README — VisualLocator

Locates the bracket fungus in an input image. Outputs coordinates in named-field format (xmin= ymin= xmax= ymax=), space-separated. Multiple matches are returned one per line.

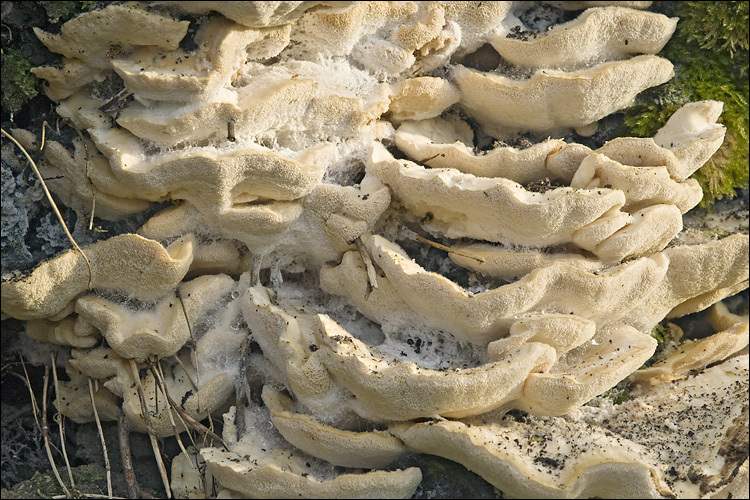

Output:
xmin=199 ymin=405 xmax=422 ymax=499
xmin=453 ymin=55 xmax=675 ymax=135
xmin=262 ymin=386 xmax=409 ymax=470
xmin=2 ymin=1 xmax=748 ymax=499
xmin=488 ymin=7 xmax=677 ymax=71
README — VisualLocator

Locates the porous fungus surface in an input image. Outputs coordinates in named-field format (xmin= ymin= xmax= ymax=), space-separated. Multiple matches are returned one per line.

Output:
xmin=1 ymin=2 xmax=748 ymax=498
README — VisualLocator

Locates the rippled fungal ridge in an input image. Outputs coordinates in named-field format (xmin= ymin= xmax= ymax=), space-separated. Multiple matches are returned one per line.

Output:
xmin=2 ymin=1 xmax=748 ymax=498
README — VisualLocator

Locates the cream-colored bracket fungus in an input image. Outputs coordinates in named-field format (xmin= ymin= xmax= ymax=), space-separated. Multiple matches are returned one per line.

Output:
xmin=3 ymin=2 xmax=747 ymax=499
xmin=453 ymin=55 xmax=674 ymax=135
xmin=1 ymin=234 xmax=194 ymax=320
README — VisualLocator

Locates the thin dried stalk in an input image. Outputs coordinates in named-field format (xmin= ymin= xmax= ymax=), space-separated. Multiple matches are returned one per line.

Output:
xmin=400 ymin=227 xmax=486 ymax=263
xmin=18 ymin=357 xmax=42 ymax=430
xmin=90 ymin=196 xmax=96 ymax=231
xmin=356 ymin=237 xmax=378 ymax=296
xmin=40 ymin=363 xmax=72 ymax=498
xmin=88 ymin=378 xmax=112 ymax=498
xmin=175 ymin=291 xmax=199 ymax=387
xmin=148 ymin=360 xmax=196 ymax=466
xmin=128 ymin=360 xmax=172 ymax=499
xmin=1 ymin=128 xmax=93 ymax=288
xmin=58 ymin=118 xmax=96 ymax=230
xmin=40 ymin=120 xmax=56 ymax=151
xmin=146 ymin=362 xmax=228 ymax=449
xmin=250 ymin=253 xmax=263 ymax=286
xmin=170 ymin=303 xmax=216 ymax=451
xmin=234 ymin=338 xmax=252 ymax=438
xmin=20 ymin=357 xmax=69 ymax=495
xmin=50 ymin=352 xmax=76 ymax=490
xmin=50 ymin=495 xmax=128 ymax=499
xmin=168 ymin=405 xmax=227 ymax=449
xmin=168 ymin=355 xmax=217 ymax=449
xmin=171 ymin=355 xmax=199 ymax=392
xmin=204 ymin=401 xmax=217 ymax=449
xmin=414 ymin=234 xmax=486 ymax=263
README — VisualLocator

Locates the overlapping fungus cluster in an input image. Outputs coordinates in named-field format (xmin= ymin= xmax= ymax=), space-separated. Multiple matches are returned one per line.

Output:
xmin=1 ymin=2 xmax=748 ymax=498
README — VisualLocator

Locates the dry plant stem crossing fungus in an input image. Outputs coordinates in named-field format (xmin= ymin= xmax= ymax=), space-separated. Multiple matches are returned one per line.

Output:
xmin=1 ymin=1 xmax=748 ymax=499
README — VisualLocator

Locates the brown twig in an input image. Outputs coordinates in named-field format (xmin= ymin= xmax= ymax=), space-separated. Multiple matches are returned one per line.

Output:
xmin=17 ymin=357 xmax=41 ymax=430
xmin=1 ymin=128 xmax=93 ymax=289
xmin=117 ymin=412 xmax=142 ymax=499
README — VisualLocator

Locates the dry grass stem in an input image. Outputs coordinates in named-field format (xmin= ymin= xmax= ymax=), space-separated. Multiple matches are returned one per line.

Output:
xmin=204 ymin=404 xmax=217 ymax=448
xmin=40 ymin=120 xmax=56 ymax=151
xmin=148 ymin=361 xmax=197 ymax=468
xmin=50 ymin=352 xmax=76 ymax=490
xmin=175 ymin=292 xmax=200 ymax=387
xmin=356 ymin=237 xmax=379 ymax=294
xmin=87 ymin=378 xmax=113 ymax=498
xmin=1 ymin=128 xmax=93 ymax=289
xmin=171 ymin=355 xmax=199 ymax=392
xmin=19 ymin=357 xmax=42 ymax=442
xmin=234 ymin=338 xmax=251 ymax=438
xmin=250 ymin=253 xmax=263 ymax=286
xmin=58 ymin=118 xmax=96 ymax=230
xmin=41 ymin=363 xmax=72 ymax=498
xmin=414 ymin=234 xmax=486 ymax=263
xmin=146 ymin=359 xmax=228 ymax=449
xmin=168 ymin=407 xmax=227 ymax=449
xmin=50 ymin=495 xmax=128 ymax=499
xmin=20 ymin=356 xmax=70 ymax=496
xmin=128 ymin=360 xmax=172 ymax=499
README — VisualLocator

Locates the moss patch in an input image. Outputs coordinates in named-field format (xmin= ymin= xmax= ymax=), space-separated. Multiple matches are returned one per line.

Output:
xmin=624 ymin=1 xmax=749 ymax=206
xmin=0 ymin=464 xmax=128 ymax=499
xmin=38 ymin=2 xmax=98 ymax=24
xmin=1 ymin=50 xmax=39 ymax=114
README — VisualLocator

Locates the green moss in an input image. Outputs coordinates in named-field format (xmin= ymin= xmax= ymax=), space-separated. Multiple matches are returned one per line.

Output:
xmin=7 ymin=464 xmax=122 ymax=499
xmin=637 ymin=322 xmax=679 ymax=370
xmin=73 ymin=467 xmax=104 ymax=485
xmin=650 ymin=323 xmax=671 ymax=345
xmin=703 ymin=227 xmax=734 ymax=240
xmin=28 ymin=471 xmax=59 ymax=499
xmin=681 ymin=1 xmax=749 ymax=75
xmin=39 ymin=1 xmax=98 ymax=23
xmin=1 ymin=49 xmax=39 ymax=113
xmin=623 ymin=1 xmax=749 ymax=206
xmin=595 ymin=385 xmax=634 ymax=405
